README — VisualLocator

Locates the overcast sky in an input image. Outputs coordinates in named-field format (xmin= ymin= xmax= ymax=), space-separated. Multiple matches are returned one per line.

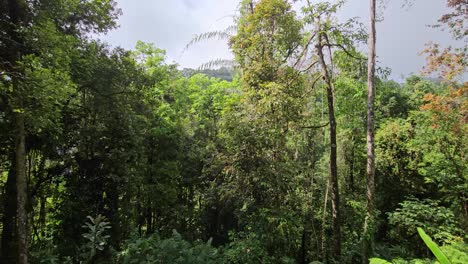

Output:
xmin=100 ymin=0 xmax=459 ymax=81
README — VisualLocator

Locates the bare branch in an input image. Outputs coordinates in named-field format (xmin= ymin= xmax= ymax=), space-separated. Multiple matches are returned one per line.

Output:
xmin=300 ymin=60 xmax=319 ymax=72
xmin=293 ymin=32 xmax=317 ymax=68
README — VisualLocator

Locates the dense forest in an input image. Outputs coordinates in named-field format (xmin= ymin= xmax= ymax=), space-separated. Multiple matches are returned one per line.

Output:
xmin=0 ymin=0 xmax=466 ymax=263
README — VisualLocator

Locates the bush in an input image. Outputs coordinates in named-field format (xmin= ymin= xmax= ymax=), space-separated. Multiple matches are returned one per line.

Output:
xmin=388 ymin=198 xmax=463 ymax=245
xmin=370 ymin=228 xmax=467 ymax=264
xmin=222 ymin=232 xmax=295 ymax=264
xmin=117 ymin=230 xmax=221 ymax=264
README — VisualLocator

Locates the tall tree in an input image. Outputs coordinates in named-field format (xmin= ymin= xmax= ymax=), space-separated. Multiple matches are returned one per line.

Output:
xmin=303 ymin=1 xmax=361 ymax=258
xmin=1 ymin=0 xmax=29 ymax=262
xmin=0 ymin=0 xmax=121 ymax=261
xmin=363 ymin=0 xmax=377 ymax=263
xmin=229 ymin=0 xmax=307 ymax=258
xmin=302 ymin=1 xmax=366 ymax=260
xmin=315 ymin=25 xmax=342 ymax=259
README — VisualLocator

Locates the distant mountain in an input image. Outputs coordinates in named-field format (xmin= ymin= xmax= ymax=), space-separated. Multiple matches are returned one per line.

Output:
xmin=181 ymin=67 xmax=234 ymax=81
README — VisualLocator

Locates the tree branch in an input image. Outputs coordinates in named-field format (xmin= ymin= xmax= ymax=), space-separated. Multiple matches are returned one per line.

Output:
xmin=301 ymin=121 xmax=330 ymax=129
xmin=301 ymin=60 xmax=319 ymax=72
xmin=324 ymin=43 xmax=366 ymax=61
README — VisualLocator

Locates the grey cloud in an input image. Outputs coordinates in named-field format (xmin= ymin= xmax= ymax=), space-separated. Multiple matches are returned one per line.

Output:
xmin=183 ymin=0 xmax=197 ymax=9
xmin=102 ymin=0 xmax=462 ymax=81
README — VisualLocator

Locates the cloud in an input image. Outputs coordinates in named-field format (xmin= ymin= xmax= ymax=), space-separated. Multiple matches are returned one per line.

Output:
xmin=101 ymin=0 xmax=461 ymax=80
xmin=182 ymin=0 xmax=197 ymax=9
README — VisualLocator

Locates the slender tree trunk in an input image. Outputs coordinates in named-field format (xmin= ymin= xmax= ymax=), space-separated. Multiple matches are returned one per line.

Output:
xmin=321 ymin=177 xmax=330 ymax=260
xmin=1 ymin=166 xmax=17 ymax=264
xmin=363 ymin=0 xmax=376 ymax=263
xmin=107 ymin=185 xmax=121 ymax=249
xmin=39 ymin=194 xmax=46 ymax=238
xmin=14 ymin=99 xmax=28 ymax=264
xmin=316 ymin=32 xmax=341 ymax=259
xmin=6 ymin=0 xmax=29 ymax=262
xmin=300 ymin=224 xmax=307 ymax=264
xmin=349 ymin=137 xmax=355 ymax=192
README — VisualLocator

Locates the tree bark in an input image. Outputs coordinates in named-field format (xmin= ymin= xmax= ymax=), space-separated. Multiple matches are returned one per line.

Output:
xmin=1 ymin=166 xmax=17 ymax=264
xmin=320 ymin=177 xmax=330 ymax=260
xmin=14 ymin=98 xmax=28 ymax=264
xmin=316 ymin=32 xmax=341 ymax=259
xmin=363 ymin=0 xmax=376 ymax=263
xmin=39 ymin=194 xmax=46 ymax=238
xmin=349 ymin=136 xmax=355 ymax=192
xmin=6 ymin=0 xmax=29 ymax=262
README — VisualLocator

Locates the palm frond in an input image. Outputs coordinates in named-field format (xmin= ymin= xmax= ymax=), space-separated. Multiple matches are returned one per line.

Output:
xmin=224 ymin=24 xmax=237 ymax=35
xmin=184 ymin=31 xmax=231 ymax=51
xmin=197 ymin=59 xmax=237 ymax=70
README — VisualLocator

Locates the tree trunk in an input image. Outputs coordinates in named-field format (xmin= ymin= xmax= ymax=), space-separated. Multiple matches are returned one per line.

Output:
xmin=39 ymin=194 xmax=46 ymax=238
xmin=14 ymin=101 xmax=28 ymax=264
xmin=107 ymin=185 xmax=121 ymax=249
xmin=320 ymin=177 xmax=330 ymax=260
xmin=363 ymin=0 xmax=376 ymax=263
xmin=316 ymin=32 xmax=341 ymax=259
xmin=1 ymin=166 xmax=17 ymax=264
xmin=349 ymin=136 xmax=355 ymax=192
xmin=6 ymin=0 xmax=29 ymax=262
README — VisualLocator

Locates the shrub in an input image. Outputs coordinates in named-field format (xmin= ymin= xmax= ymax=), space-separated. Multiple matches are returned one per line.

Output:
xmin=117 ymin=230 xmax=221 ymax=264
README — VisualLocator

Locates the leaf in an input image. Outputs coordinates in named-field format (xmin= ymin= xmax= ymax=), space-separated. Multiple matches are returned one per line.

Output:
xmin=369 ymin=258 xmax=392 ymax=264
xmin=417 ymin=227 xmax=452 ymax=264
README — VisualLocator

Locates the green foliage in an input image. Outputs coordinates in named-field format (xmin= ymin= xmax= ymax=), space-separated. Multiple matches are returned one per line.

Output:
xmin=30 ymin=238 xmax=62 ymax=264
xmin=223 ymin=232 xmax=296 ymax=264
xmin=370 ymin=258 xmax=392 ymax=264
xmin=1 ymin=1 xmax=466 ymax=264
xmin=370 ymin=258 xmax=433 ymax=264
xmin=35 ymin=0 xmax=122 ymax=35
xmin=231 ymin=0 xmax=302 ymax=83
xmin=439 ymin=243 xmax=468 ymax=264
xmin=117 ymin=230 xmax=221 ymax=264
xmin=371 ymin=228 xmax=467 ymax=264
xmin=182 ymin=67 xmax=235 ymax=81
xmin=388 ymin=198 xmax=463 ymax=245
xmin=30 ymin=246 xmax=74 ymax=264
xmin=80 ymin=215 xmax=111 ymax=262
xmin=30 ymin=215 xmax=112 ymax=264
xmin=417 ymin=228 xmax=451 ymax=264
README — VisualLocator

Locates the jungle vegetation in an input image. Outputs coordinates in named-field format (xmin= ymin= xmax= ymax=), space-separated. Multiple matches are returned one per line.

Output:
xmin=0 ymin=0 xmax=466 ymax=263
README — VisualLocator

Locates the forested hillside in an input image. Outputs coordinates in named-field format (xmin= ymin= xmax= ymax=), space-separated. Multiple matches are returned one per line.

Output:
xmin=0 ymin=0 xmax=466 ymax=263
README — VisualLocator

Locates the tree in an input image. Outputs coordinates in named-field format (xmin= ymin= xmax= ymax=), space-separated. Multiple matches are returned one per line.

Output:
xmin=314 ymin=19 xmax=342 ymax=260
xmin=363 ymin=0 xmax=377 ymax=262
xmin=421 ymin=0 xmax=466 ymax=81
xmin=0 ymin=0 xmax=120 ymax=262
xmin=228 ymin=0 xmax=307 ymax=258
xmin=1 ymin=1 xmax=32 ymax=262
xmin=302 ymin=1 xmax=365 ymax=259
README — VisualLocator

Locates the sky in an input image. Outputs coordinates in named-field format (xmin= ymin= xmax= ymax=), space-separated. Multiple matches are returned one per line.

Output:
xmin=100 ymin=0 xmax=459 ymax=81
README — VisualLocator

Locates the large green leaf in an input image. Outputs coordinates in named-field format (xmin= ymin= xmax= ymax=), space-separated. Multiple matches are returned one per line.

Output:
xmin=417 ymin=227 xmax=452 ymax=264
xmin=369 ymin=258 xmax=392 ymax=264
